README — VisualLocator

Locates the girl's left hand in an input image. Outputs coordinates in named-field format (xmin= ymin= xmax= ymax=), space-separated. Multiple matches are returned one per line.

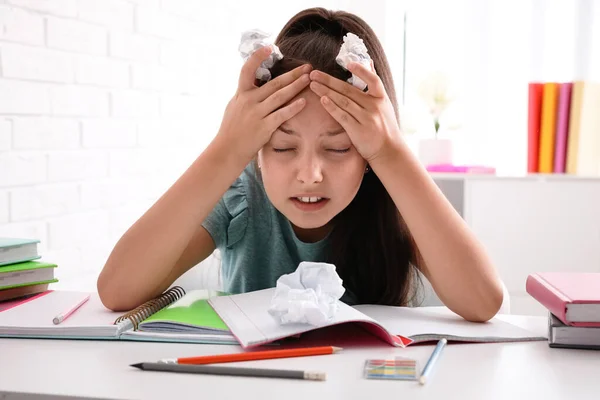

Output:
xmin=309 ymin=62 xmax=401 ymax=162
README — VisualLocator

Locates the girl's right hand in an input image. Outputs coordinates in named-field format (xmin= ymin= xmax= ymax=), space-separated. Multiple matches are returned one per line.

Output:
xmin=216 ymin=46 xmax=312 ymax=161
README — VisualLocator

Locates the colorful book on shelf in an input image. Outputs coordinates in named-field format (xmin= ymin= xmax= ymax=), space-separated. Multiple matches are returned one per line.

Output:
xmin=0 ymin=261 xmax=58 ymax=290
xmin=527 ymin=82 xmax=544 ymax=173
xmin=0 ymin=287 xmax=238 ymax=345
xmin=565 ymin=81 xmax=600 ymax=175
xmin=208 ymin=288 xmax=546 ymax=349
xmin=526 ymin=272 xmax=600 ymax=327
xmin=538 ymin=82 xmax=559 ymax=173
xmin=553 ymin=82 xmax=573 ymax=173
xmin=0 ymin=238 xmax=41 ymax=266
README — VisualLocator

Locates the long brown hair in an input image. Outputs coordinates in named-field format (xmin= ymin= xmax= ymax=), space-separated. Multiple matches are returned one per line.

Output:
xmin=268 ymin=8 xmax=420 ymax=306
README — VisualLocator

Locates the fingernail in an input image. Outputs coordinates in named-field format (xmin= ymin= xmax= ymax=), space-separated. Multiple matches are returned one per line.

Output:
xmin=303 ymin=64 xmax=312 ymax=73
xmin=347 ymin=63 xmax=355 ymax=71
xmin=322 ymin=96 xmax=330 ymax=105
xmin=302 ymin=74 xmax=310 ymax=83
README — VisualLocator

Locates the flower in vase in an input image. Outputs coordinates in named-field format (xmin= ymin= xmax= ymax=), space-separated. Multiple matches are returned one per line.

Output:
xmin=417 ymin=70 xmax=457 ymax=138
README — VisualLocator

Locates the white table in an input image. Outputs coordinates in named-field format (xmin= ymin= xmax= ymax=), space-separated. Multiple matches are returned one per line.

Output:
xmin=0 ymin=314 xmax=598 ymax=400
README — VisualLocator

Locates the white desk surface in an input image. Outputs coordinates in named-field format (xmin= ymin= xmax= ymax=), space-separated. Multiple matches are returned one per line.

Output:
xmin=0 ymin=313 xmax=598 ymax=400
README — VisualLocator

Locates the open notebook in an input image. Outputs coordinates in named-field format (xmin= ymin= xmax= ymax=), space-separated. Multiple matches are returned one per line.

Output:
xmin=208 ymin=288 xmax=547 ymax=348
xmin=0 ymin=287 xmax=237 ymax=345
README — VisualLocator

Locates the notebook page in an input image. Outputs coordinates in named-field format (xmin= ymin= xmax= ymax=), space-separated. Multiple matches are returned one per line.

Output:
xmin=209 ymin=288 xmax=397 ymax=348
xmin=354 ymin=305 xmax=547 ymax=343
xmin=0 ymin=291 xmax=125 ymax=338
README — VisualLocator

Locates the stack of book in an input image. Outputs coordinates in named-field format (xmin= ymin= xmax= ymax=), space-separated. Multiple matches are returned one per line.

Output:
xmin=527 ymin=81 xmax=600 ymax=175
xmin=526 ymin=272 xmax=600 ymax=350
xmin=0 ymin=238 xmax=58 ymax=303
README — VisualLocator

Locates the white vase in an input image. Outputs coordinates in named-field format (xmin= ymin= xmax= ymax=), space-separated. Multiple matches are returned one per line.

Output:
xmin=418 ymin=138 xmax=453 ymax=166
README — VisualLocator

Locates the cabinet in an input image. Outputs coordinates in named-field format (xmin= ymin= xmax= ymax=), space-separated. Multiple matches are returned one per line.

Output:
xmin=433 ymin=174 xmax=600 ymax=316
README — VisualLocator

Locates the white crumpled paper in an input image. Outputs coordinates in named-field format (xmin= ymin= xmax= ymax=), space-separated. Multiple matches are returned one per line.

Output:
xmin=238 ymin=29 xmax=284 ymax=82
xmin=335 ymin=32 xmax=372 ymax=90
xmin=268 ymin=262 xmax=346 ymax=326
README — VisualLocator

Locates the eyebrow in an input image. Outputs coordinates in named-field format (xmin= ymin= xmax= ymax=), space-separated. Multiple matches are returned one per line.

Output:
xmin=278 ymin=126 xmax=346 ymax=137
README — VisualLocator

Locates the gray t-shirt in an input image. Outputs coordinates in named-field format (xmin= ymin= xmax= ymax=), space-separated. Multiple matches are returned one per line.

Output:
xmin=201 ymin=163 xmax=358 ymax=305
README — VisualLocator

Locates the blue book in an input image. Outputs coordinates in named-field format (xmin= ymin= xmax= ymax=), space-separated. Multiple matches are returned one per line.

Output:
xmin=0 ymin=238 xmax=41 ymax=266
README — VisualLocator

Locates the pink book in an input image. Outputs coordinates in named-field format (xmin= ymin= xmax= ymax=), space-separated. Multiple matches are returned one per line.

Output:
xmin=553 ymin=82 xmax=573 ymax=173
xmin=526 ymin=272 xmax=600 ymax=327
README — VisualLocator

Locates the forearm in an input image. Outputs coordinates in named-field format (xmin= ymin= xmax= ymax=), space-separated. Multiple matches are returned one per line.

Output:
xmin=370 ymin=139 xmax=503 ymax=321
xmin=97 ymin=136 xmax=250 ymax=309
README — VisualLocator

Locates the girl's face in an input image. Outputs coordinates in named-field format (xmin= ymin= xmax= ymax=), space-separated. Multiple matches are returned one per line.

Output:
xmin=258 ymin=88 xmax=367 ymax=242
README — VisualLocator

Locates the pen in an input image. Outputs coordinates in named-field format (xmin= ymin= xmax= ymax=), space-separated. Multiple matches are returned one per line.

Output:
xmin=159 ymin=346 xmax=342 ymax=365
xmin=52 ymin=294 xmax=91 ymax=325
xmin=130 ymin=362 xmax=326 ymax=381
xmin=419 ymin=338 xmax=447 ymax=385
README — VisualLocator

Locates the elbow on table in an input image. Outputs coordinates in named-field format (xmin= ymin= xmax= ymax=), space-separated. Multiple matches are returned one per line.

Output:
xmin=97 ymin=269 xmax=135 ymax=312
xmin=462 ymin=282 xmax=505 ymax=323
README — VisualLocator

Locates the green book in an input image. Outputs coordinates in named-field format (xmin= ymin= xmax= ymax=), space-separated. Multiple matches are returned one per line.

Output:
xmin=137 ymin=290 xmax=230 ymax=334
xmin=0 ymin=261 xmax=58 ymax=290
xmin=0 ymin=238 xmax=41 ymax=266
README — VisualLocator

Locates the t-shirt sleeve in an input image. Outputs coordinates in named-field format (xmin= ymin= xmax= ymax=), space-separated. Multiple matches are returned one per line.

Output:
xmin=201 ymin=175 xmax=249 ymax=250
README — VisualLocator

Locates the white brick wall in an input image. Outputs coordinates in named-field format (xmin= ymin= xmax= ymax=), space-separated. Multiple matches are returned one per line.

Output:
xmin=0 ymin=0 xmax=341 ymax=292
xmin=0 ymin=5 xmax=45 ymax=45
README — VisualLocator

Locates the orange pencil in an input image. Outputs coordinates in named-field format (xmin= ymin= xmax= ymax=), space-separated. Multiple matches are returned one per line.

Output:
xmin=159 ymin=346 xmax=342 ymax=365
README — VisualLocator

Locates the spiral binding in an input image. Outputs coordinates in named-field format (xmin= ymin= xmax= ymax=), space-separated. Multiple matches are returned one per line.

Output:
xmin=113 ymin=286 xmax=186 ymax=330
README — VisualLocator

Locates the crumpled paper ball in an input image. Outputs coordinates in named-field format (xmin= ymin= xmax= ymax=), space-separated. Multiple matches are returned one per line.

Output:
xmin=268 ymin=262 xmax=346 ymax=326
xmin=335 ymin=32 xmax=372 ymax=90
xmin=238 ymin=29 xmax=284 ymax=82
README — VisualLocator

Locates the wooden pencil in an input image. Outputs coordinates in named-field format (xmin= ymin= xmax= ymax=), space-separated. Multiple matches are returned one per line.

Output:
xmin=160 ymin=345 xmax=342 ymax=365
xmin=130 ymin=362 xmax=326 ymax=381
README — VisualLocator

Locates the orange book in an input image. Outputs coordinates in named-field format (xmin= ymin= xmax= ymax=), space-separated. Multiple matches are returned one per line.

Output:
xmin=537 ymin=82 xmax=559 ymax=173
xmin=527 ymin=83 xmax=544 ymax=173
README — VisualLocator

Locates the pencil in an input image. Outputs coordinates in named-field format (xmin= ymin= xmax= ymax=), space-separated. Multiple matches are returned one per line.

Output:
xmin=52 ymin=294 xmax=91 ymax=325
xmin=419 ymin=338 xmax=447 ymax=385
xmin=130 ymin=362 xmax=326 ymax=381
xmin=160 ymin=346 xmax=342 ymax=365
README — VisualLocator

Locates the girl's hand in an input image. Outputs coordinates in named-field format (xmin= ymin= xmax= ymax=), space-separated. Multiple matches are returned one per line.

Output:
xmin=217 ymin=46 xmax=312 ymax=161
xmin=308 ymin=62 xmax=401 ymax=163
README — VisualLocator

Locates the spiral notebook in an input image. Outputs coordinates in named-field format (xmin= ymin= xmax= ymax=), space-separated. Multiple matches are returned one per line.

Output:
xmin=0 ymin=287 xmax=238 ymax=345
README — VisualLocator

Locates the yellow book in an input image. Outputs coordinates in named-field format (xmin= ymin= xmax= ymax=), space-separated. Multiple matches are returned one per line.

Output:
xmin=538 ymin=82 xmax=559 ymax=173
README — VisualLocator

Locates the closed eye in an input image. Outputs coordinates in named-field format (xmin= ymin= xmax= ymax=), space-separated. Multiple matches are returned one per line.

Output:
xmin=273 ymin=148 xmax=294 ymax=153
xmin=328 ymin=148 xmax=351 ymax=154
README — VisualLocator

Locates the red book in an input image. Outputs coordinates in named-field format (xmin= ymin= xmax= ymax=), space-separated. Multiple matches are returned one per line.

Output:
xmin=527 ymin=82 xmax=544 ymax=173
xmin=526 ymin=272 xmax=600 ymax=327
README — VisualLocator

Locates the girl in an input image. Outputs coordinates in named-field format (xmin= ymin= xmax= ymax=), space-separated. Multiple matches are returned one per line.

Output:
xmin=97 ymin=8 xmax=504 ymax=322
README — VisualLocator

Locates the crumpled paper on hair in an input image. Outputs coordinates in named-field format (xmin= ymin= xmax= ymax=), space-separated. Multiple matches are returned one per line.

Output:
xmin=335 ymin=32 xmax=372 ymax=90
xmin=238 ymin=29 xmax=284 ymax=82
xmin=268 ymin=262 xmax=345 ymax=326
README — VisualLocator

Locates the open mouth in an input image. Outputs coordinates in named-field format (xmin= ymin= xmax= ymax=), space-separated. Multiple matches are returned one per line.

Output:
xmin=294 ymin=196 xmax=327 ymax=204
xmin=290 ymin=196 xmax=330 ymax=211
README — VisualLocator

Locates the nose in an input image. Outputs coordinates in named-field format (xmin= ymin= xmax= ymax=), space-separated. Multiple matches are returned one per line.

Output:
xmin=296 ymin=151 xmax=323 ymax=184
